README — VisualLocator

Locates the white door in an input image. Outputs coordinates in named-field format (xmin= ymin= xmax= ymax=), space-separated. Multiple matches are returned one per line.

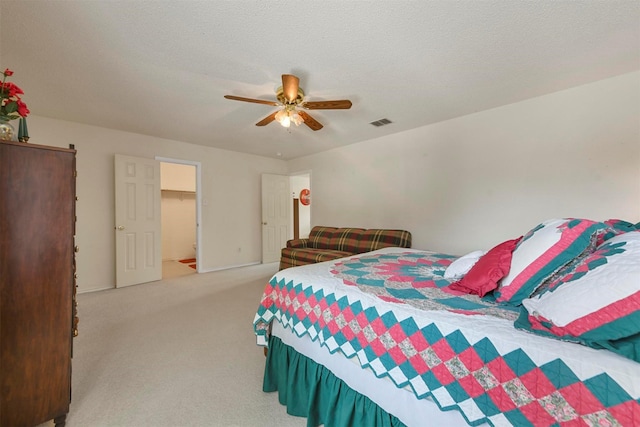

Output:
xmin=115 ymin=154 xmax=162 ymax=287
xmin=261 ymin=174 xmax=290 ymax=263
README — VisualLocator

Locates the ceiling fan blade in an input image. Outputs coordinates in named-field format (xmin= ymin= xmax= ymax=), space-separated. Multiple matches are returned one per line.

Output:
xmin=224 ymin=95 xmax=279 ymax=106
xmin=282 ymin=74 xmax=300 ymax=103
xmin=301 ymin=100 xmax=352 ymax=110
xmin=298 ymin=111 xmax=323 ymax=131
xmin=255 ymin=111 xmax=278 ymax=126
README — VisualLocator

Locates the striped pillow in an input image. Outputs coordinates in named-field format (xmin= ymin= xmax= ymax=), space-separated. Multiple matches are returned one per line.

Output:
xmin=495 ymin=218 xmax=608 ymax=304
xmin=517 ymin=231 xmax=640 ymax=361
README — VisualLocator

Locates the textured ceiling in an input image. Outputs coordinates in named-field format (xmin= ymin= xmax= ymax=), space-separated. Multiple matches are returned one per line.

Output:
xmin=1 ymin=1 xmax=638 ymax=160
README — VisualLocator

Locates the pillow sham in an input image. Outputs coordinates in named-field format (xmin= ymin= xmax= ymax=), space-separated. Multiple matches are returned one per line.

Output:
xmin=495 ymin=218 xmax=608 ymax=305
xmin=448 ymin=238 xmax=520 ymax=297
xmin=516 ymin=231 xmax=640 ymax=362
xmin=443 ymin=250 xmax=486 ymax=279
xmin=598 ymin=218 xmax=639 ymax=245
xmin=603 ymin=218 xmax=638 ymax=231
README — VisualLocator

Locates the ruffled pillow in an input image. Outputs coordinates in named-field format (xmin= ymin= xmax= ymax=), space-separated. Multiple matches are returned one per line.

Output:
xmin=448 ymin=238 xmax=521 ymax=298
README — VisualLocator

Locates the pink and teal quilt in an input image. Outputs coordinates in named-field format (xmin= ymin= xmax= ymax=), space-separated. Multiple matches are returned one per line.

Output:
xmin=254 ymin=248 xmax=640 ymax=426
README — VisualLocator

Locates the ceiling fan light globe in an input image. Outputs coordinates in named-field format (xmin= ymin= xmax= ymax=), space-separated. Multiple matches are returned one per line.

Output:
xmin=291 ymin=111 xmax=304 ymax=126
xmin=274 ymin=109 xmax=290 ymax=127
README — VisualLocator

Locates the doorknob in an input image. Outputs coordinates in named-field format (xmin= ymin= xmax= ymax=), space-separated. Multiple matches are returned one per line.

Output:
xmin=262 ymin=222 xmax=267 ymax=225
xmin=116 ymin=225 xmax=125 ymax=230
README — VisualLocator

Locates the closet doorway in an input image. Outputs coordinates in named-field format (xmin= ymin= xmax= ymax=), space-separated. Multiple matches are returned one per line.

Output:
xmin=158 ymin=159 xmax=201 ymax=279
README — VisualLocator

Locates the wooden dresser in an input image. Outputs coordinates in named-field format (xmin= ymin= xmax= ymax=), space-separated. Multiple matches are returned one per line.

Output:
xmin=0 ymin=141 xmax=78 ymax=427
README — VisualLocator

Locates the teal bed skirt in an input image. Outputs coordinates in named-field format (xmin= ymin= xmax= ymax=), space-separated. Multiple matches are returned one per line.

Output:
xmin=263 ymin=335 xmax=406 ymax=427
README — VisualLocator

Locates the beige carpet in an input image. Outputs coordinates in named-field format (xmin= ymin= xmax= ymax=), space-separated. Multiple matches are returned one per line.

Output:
xmin=40 ymin=262 xmax=305 ymax=427
xmin=163 ymin=259 xmax=198 ymax=279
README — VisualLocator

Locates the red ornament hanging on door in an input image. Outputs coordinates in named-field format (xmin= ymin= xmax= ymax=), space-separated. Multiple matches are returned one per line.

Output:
xmin=299 ymin=189 xmax=310 ymax=206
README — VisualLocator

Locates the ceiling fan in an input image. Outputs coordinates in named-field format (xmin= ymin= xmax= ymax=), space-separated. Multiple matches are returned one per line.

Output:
xmin=224 ymin=74 xmax=352 ymax=131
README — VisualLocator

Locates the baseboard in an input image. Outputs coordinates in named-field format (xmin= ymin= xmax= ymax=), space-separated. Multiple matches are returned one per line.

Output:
xmin=79 ymin=261 xmax=274 ymax=293
xmin=78 ymin=286 xmax=114 ymax=294
xmin=197 ymin=261 xmax=263 ymax=273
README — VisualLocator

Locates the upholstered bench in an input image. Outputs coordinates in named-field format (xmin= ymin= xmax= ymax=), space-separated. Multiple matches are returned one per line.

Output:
xmin=279 ymin=226 xmax=412 ymax=270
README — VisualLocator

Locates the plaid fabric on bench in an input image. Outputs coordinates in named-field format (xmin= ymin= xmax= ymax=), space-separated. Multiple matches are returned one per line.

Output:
xmin=279 ymin=226 xmax=411 ymax=270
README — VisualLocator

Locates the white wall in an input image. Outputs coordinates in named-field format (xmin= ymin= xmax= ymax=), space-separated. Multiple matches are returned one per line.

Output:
xmin=27 ymin=119 xmax=287 ymax=292
xmin=287 ymin=71 xmax=640 ymax=255
xmin=24 ymin=71 xmax=639 ymax=291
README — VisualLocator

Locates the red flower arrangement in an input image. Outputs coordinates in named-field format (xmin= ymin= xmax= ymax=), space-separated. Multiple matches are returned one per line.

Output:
xmin=1 ymin=68 xmax=30 ymax=122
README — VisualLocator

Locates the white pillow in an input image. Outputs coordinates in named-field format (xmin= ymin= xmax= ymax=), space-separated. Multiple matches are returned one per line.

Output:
xmin=444 ymin=250 xmax=486 ymax=279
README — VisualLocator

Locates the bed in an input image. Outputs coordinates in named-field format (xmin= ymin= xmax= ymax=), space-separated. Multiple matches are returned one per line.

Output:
xmin=253 ymin=218 xmax=640 ymax=426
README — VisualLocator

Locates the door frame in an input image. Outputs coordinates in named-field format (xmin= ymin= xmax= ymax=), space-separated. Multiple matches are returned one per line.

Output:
xmin=288 ymin=170 xmax=312 ymax=239
xmin=156 ymin=156 xmax=202 ymax=273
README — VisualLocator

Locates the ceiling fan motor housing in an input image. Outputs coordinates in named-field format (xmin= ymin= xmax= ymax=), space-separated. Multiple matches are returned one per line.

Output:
xmin=276 ymin=86 xmax=305 ymax=105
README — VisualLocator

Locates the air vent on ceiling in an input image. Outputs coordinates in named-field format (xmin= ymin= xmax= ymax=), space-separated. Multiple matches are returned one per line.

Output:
xmin=370 ymin=118 xmax=392 ymax=127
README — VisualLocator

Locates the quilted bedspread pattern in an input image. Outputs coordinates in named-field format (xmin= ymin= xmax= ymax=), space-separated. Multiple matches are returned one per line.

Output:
xmin=254 ymin=249 xmax=639 ymax=427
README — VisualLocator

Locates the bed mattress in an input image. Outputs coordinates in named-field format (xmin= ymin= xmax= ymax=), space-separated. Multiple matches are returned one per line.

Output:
xmin=254 ymin=248 xmax=640 ymax=426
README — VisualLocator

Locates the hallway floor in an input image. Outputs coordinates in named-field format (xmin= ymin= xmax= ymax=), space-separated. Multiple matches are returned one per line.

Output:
xmin=162 ymin=260 xmax=196 ymax=279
